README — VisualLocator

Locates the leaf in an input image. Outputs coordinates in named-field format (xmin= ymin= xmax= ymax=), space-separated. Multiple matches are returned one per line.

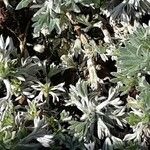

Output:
xmin=36 ymin=135 xmax=53 ymax=147
xmin=48 ymin=63 xmax=63 ymax=78
xmin=69 ymin=121 xmax=88 ymax=139
xmin=16 ymin=0 xmax=33 ymax=10
xmin=123 ymin=133 xmax=137 ymax=141
xmin=111 ymin=136 xmax=123 ymax=149
xmin=97 ymin=118 xmax=110 ymax=139
xmin=102 ymin=137 xmax=113 ymax=150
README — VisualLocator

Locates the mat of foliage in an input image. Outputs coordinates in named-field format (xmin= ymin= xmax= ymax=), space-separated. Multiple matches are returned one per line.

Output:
xmin=0 ymin=0 xmax=150 ymax=150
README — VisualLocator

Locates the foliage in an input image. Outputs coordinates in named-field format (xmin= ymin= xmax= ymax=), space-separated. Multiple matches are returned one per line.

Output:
xmin=0 ymin=0 xmax=150 ymax=150
xmin=112 ymin=25 xmax=150 ymax=150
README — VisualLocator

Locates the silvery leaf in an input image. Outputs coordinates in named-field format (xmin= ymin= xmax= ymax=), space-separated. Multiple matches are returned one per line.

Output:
xmin=102 ymin=137 xmax=113 ymax=150
xmin=36 ymin=135 xmax=53 ymax=147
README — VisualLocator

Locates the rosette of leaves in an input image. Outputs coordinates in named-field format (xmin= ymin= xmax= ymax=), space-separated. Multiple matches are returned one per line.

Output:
xmin=65 ymin=79 xmax=125 ymax=149
xmin=112 ymin=26 xmax=150 ymax=94
xmin=31 ymin=60 xmax=65 ymax=102
xmin=31 ymin=80 xmax=65 ymax=102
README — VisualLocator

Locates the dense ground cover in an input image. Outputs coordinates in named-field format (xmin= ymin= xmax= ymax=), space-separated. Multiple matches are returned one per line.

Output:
xmin=0 ymin=0 xmax=150 ymax=149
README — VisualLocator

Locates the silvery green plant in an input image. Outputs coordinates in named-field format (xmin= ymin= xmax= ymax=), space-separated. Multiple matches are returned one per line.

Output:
xmin=0 ymin=35 xmax=16 ymax=103
xmin=15 ymin=0 xmax=105 ymax=36
xmin=15 ymin=0 xmax=150 ymax=93
xmin=15 ymin=117 xmax=54 ymax=149
xmin=112 ymin=26 xmax=150 ymax=94
xmin=65 ymin=79 xmax=125 ymax=149
xmin=31 ymin=60 xmax=65 ymax=102
xmin=111 ymin=25 xmax=150 ymax=149
xmin=0 ymin=0 xmax=150 ymax=149
xmin=31 ymin=81 xmax=65 ymax=102
xmin=123 ymin=77 xmax=150 ymax=149
xmin=0 ymin=34 xmax=64 ymax=149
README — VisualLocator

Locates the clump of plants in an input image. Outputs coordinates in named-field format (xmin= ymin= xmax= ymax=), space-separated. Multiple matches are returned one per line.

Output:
xmin=0 ymin=0 xmax=150 ymax=149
